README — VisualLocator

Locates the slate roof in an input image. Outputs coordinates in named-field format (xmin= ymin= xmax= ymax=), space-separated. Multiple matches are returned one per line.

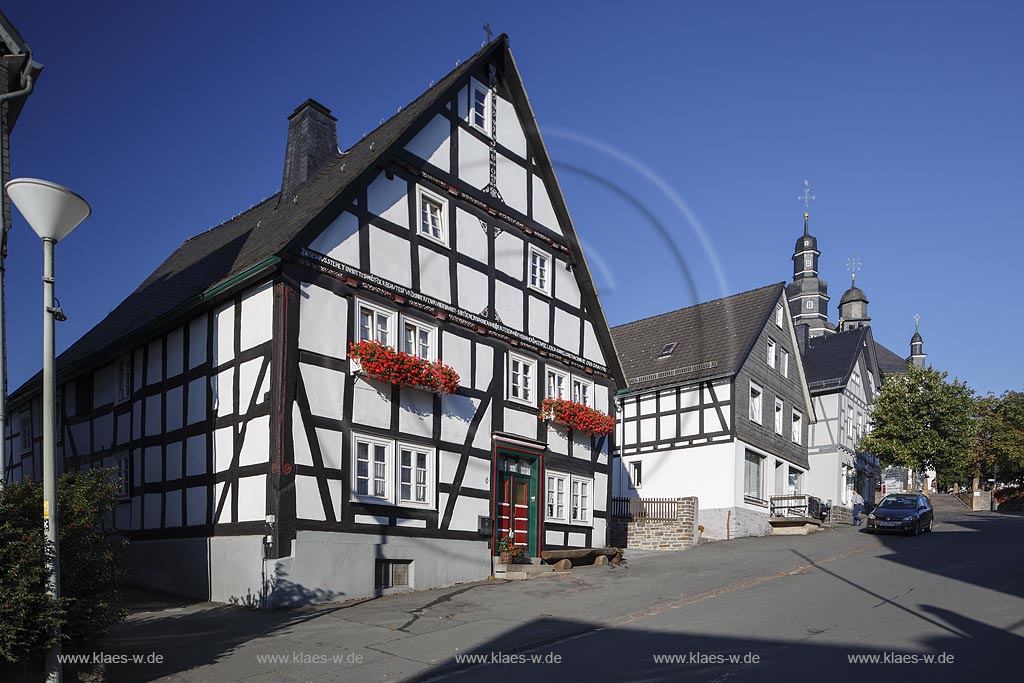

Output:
xmin=802 ymin=327 xmax=870 ymax=393
xmin=873 ymin=341 xmax=909 ymax=376
xmin=611 ymin=283 xmax=785 ymax=392
xmin=11 ymin=36 xmax=505 ymax=401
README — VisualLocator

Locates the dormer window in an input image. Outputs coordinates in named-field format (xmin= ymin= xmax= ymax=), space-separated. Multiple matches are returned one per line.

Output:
xmin=656 ymin=342 xmax=677 ymax=359
xmin=469 ymin=79 xmax=491 ymax=135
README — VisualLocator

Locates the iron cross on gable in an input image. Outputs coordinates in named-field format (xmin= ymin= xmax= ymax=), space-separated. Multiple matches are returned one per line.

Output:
xmin=484 ymin=23 xmax=493 ymax=42
xmin=914 ymin=313 xmax=921 ymax=330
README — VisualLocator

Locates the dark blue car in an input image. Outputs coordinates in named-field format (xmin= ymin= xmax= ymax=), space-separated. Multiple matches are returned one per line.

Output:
xmin=866 ymin=494 xmax=933 ymax=535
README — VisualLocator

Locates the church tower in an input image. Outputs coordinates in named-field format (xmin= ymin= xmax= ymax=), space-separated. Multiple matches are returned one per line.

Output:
xmin=910 ymin=316 xmax=926 ymax=368
xmin=786 ymin=197 xmax=834 ymax=337
xmin=838 ymin=254 xmax=870 ymax=331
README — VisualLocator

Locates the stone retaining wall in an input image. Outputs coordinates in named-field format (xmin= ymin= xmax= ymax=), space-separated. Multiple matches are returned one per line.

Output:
xmin=609 ymin=497 xmax=698 ymax=551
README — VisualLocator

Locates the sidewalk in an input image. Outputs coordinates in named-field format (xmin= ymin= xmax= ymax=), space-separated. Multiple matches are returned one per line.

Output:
xmin=96 ymin=525 xmax=869 ymax=682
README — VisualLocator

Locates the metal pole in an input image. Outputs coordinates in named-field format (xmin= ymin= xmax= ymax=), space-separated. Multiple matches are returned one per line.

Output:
xmin=42 ymin=236 xmax=62 ymax=683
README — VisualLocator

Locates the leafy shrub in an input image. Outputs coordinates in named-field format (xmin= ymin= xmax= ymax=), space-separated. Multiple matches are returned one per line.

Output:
xmin=0 ymin=468 xmax=128 ymax=664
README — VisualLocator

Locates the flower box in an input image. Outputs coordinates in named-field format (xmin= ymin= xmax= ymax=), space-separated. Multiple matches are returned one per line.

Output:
xmin=347 ymin=340 xmax=460 ymax=394
xmin=538 ymin=398 xmax=614 ymax=436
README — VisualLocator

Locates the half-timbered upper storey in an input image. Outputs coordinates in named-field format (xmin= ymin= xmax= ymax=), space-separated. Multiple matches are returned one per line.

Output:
xmin=3 ymin=35 xmax=624 ymax=601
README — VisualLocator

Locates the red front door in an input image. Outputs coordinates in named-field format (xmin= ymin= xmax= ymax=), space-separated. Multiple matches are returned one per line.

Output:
xmin=497 ymin=476 xmax=532 ymax=553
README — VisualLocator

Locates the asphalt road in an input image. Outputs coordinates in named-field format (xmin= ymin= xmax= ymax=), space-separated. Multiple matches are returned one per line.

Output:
xmin=99 ymin=495 xmax=1023 ymax=683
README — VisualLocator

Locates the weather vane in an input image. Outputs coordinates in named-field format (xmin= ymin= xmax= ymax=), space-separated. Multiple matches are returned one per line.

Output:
xmin=484 ymin=22 xmax=493 ymax=42
xmin=846 ymin=251 xmax=862 ymax=284
xmin=914 ymin=313 xmax=921 ymax=331
xmin=798 ymin=179 xmax=815 ymax=212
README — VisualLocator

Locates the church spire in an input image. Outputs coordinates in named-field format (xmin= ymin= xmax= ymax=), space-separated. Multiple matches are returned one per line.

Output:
xmin=910 ymin=314 xmax=926 ymax=368
xmin=838 ymin=251 xmax=870 ymax=331
xmin=786 ymin=180 xmax=834 ymax=337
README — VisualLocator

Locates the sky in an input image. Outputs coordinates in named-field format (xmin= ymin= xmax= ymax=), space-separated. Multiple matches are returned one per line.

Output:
xmin=2 ymin=1 xmax=1021 ymax=396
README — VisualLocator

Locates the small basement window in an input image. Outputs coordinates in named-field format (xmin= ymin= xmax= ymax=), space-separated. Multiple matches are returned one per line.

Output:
xmin=375 ymin=559 xmax=412 ymax=590
xmin=656 ymin=342 xmax=677 ymax=359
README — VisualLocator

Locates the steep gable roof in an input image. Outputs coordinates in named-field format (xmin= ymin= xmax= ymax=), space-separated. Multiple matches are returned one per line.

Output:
xmin=12 ymin=34 xmax=625 ymax=399
xmin=802 ymin=327 xmax=871 ymax=394
xmin=873 ymin=340 xmax=909 ymax=376
xmin=611 ymin=283 xmax=785 ymax=392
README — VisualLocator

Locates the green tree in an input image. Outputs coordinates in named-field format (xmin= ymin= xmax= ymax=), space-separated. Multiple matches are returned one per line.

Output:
xmin=0 ymin=468 xmax=128 ymax=666
xmin=860 ymin=364 xmax=977 ymax=490
xmin=973 ymin=391 xmax=1024 ymax=487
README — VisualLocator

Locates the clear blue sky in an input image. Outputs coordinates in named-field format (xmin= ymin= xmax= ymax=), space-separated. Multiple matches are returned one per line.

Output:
xmin=4 ymin=1 xmax=1020 ymax=396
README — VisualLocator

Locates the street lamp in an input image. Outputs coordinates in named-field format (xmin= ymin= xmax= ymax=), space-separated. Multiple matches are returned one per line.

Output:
xmin=5 ymin=178 xmax=90 ymax=683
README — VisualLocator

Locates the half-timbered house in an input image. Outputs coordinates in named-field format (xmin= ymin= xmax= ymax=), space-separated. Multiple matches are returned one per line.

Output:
xmin=3 ymin=35 xmax=623 ymax=604
xmin=610 ymin=283 xmax=815 ymax=539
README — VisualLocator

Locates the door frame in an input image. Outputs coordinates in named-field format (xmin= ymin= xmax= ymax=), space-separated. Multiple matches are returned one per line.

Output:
xmin=491 ymin=440 xmax=544 ymax=557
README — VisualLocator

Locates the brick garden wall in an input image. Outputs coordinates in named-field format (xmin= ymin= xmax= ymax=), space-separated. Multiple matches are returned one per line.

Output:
xmin=609 ymin=497 xmax=699 ymax=551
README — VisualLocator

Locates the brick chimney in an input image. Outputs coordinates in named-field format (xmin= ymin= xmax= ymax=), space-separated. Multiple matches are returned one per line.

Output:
xmin=281 ymin=99 xmax=338 ymax=196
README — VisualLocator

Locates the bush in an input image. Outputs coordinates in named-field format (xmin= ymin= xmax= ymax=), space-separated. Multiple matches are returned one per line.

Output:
xmin=0 ymin=468 xmax=128 ymax=664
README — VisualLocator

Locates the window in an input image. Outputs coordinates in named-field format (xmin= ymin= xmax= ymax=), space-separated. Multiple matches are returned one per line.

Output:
xmin=354 ymin=435 xmax=393 ymax=503
xmin=774 ymin=398 xmax=784 ymax=435
xmin=116 ymin=359 xmax=131 ymax=403
xmin=788 ymin=469 xmax=803 ymax=495
xmin=398 ymin=444 xmax=432 ymax=507
xmin=570 ymin=477 xmax=591 ymax=523
xmin=774 ymin=304 xmax=784 ymax=327
xmin=352 ymin=434 xmax=436 ymax=508
xmin=749 ymin=383 xmax=762 ymax=424
xmin=402 ymin=318 xmax=436 ymax=360
xmin=767 ymin=338 xmax=777 ymax=368
xmin=508 ymin=353 xmax=535 ymax=405
xmin=528 ymin=246 xmax=551 ymax=295
xmin=805 ymin=300 xmax=814 ymax=310
xmin=792 ymin=410 xmax=803 ymax=444
xmin=115 ymin=454 xmax=129 ymax=499
xmin=804 ymin=255 xmax=813 ymax=270
xmin=743 ymin=451 xmax=763 ymax=499
xmin=657 ymin=342 xmax=677 ymax=359
xmin=20 ymin=413 xmax=32 ymax=453
xmin=780 ymin=349 xmax=790 ymax=378
xmin=546 ymin=473 xmax=566 ymax=521
xmin=629 ymin=461 xmax=643 ymax=489
xmin=572 ymin=377 xmax=593 ymax=407
xmin=375 ymin=559 xmax=412 ymax=589
xmin=358 ymin=301 xmax=396 ymax=347
xmin=416 ymin=185 xmax=448 ymax=246
xmin=851 ymin=370 xmax=861 ymax=386
xmin=857 ymin=413 xmax=864 ymax=440
xmin=846 ymin=407 xmax=855 ymax=440
xmin=469 ymin=79 xmax=490 ymax=134
xmin=546 ymin=368 xmax=568 ymax=400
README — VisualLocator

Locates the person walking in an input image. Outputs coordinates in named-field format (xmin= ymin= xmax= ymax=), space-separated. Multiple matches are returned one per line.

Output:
xmin=851 ymin=490 xmax=865 ymax=526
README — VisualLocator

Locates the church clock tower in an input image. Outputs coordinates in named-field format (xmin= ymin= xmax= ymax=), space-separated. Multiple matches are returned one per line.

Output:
xmin=786 ymin=210 xmax=834 ymax=337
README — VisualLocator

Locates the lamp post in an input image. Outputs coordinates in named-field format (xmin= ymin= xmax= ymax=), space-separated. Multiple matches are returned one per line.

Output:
xmin=5 ymin=178 xmax=90 ymax=683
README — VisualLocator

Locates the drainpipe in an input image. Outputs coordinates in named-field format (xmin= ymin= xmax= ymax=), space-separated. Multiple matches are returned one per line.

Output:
xmin=0 ymin=49 xmax=37 ymax=483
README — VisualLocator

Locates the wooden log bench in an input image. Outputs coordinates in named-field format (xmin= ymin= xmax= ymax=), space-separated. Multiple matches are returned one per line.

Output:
xmin=540 ymin=547 xmax=619 ymax=567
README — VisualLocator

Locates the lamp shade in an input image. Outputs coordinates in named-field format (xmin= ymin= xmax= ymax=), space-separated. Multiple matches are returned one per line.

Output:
xmin=5 ymin=178 xmax=91 ymax=242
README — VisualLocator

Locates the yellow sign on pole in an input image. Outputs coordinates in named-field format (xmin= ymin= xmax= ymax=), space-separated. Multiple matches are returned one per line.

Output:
xmin=43 ymin=500 xmax=49 ymax=519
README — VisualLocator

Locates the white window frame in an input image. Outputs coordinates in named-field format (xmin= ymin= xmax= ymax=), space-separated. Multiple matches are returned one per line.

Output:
xmin=397 ymin=442 xmax=435 ymax=509
xmin=401 ymin=316 xmax=437 ymax=361
xmin=788 ymin=468 xmax=803 ymax=495
xmin=749 ymin=382 xmax=763 ymax=425
xmin=115 ymin=454 xmax=130 ymax=499
xmin=356 ymin=299 xmax=398 ymax=348
xmin=774 ymin=304 xmax=784 ymax=327
xmin=20 ymin=412 xmax=32 ymax=453
xmin=546 ymin=471 xmax=568 ymax=523
xmin=805 ymin=300 xmax=814 ymax=310
xmin=116 ymin=358 xmax=131 ymax=404
xmin=469 ymin=77 xmax=491 ymax=135
xmin=780 ymin=349 xmax=790 ymax=378
xmin=507 ymin=352 xmax=536 ymax=406
xmin=527 ymin=245 xmax=552 ymax=296
xmin=416 ymin=185 xmax=449 ymax=247
xmin=766 ymin=338 xmax=777 ymax=368
xmin=846 ymin=407 xmax=855 ymax=440
xmin=351 ymin=433 xmax=395 ymax=504
xmin=851 ymin=369 xmax=861 ymax=386
xmin=546 ymin=367 xmax=568 ymax=400
xmin=569 ymin=475 xmax=593 ymax=525
xmin=774 ymin=398 xmax=784 ymax=435
xmin=743 ymin=451 xmax=763 ymax=499
xmin=629 ymin=460 xmax=642 ymax=489
xmin=571 ymin=376 xmax=594 ymax=407
xmin=792 ymin=410 xmax=803 ymax=444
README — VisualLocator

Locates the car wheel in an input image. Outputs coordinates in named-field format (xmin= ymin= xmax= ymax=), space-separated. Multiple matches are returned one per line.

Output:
xmin=910 ymin=521 xmax=920 ymax=537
